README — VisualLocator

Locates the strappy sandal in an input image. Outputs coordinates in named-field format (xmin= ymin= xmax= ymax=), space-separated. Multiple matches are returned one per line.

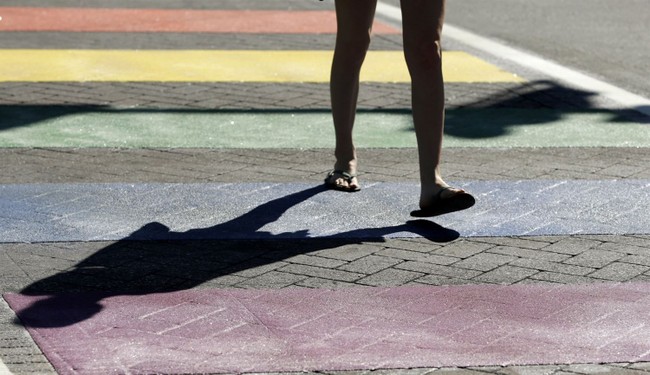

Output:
xmin=410 ymin=186 xmax=475 ymax=217
xmin=324 ymin=170 xmax=361 ymax=192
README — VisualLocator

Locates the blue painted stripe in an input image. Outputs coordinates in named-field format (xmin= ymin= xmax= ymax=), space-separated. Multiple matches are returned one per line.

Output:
xmin=1 ymin=181 xmax=649 ymax=243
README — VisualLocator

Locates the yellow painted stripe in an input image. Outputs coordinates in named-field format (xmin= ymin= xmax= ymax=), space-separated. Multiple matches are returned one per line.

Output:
xmin=0 ymin=50 xmax=524 ymax=83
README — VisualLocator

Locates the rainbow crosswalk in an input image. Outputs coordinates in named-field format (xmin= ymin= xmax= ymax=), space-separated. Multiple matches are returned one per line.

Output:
xmin=0 ymin=7 xmax=396 ymax=34
xmin=1 ymin=1 xmax=649 ymax=374
xmin=0 ymin=6 xmax=522 ymax=84
xmin=0 ymin=50 xmax=522 ymax=83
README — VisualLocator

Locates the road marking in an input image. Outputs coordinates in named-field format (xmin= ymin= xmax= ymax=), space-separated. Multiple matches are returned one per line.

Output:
xmin=2 ymin=181 xmax=649 ymax=243
xmin=376 ymin=2 xmax=650 ymax=117
xmin=0 ymin=7 xmax=398 ymax=34
xmin=0 ymin=50 xmax=523 ymax=83
xmin=6 ymin=284 xmax=650 ymax=373
xmin=0 ymin=109 xmax=647 ymax=148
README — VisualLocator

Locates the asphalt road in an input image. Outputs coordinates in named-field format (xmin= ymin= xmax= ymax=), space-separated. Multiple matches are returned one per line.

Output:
xmin=442 ymin=0 xmax=650 ymax=99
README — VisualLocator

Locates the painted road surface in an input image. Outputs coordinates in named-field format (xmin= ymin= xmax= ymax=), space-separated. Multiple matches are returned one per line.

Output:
xmin=2 ymin=181 xmax=650 ymax=243
xmin=0 ymin=50 xmax=522 ymax=83
xmin=0 ymin=109 xmax=646 ymax=148
xmin=2 ymin=1 xmax=650 ymax=374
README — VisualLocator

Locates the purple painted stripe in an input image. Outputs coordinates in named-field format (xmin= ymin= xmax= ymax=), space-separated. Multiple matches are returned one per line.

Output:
xmin=5 ymin=283 xmax=650 ymax=373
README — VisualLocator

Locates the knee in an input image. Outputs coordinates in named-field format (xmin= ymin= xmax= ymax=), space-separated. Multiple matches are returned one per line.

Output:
xmin=334 ymin=34 xmax=372 ymax=67
xmin=403 ymin=37 xmax=443 ymax=73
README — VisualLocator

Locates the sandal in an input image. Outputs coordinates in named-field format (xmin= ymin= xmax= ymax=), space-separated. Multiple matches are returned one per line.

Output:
xmin=410 ymin=186 xmax=475 ymax=217
xmin=324 ymin=170 xmax=361 ymax=192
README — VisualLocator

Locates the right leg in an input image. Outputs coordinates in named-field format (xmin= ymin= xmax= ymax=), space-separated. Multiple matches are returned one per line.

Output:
xmin=327 ymin=0 xmax=377 ymax=191
xmin=401 ymin=0 xmax=475 ymax=216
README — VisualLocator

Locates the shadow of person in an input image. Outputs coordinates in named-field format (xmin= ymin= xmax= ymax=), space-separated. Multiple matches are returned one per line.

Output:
xmin=0 ymin=105 xmax=110 ymax=131
xmin=441 ymin=80 xmax=650 ymax=138
xmin=14 ymin=185 xmax=459 ymax=328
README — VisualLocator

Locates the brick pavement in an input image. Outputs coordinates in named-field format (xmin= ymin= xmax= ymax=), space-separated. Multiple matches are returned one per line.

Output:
xmin=3 ymin=144 xmax=650 ymax=373
xmin=1 ymin=0 xmax=650 ymax=374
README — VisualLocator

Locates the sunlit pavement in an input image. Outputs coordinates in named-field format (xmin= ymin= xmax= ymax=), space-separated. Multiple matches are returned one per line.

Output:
xmin=1 ymin=1 xmax=649 ymax=374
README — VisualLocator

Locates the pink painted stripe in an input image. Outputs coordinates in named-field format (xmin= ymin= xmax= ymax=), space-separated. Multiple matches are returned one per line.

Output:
xmin=0 ymin=7 xmax=400 ymax=34
xmin=6 ymin=283 xmax=650 ymax=374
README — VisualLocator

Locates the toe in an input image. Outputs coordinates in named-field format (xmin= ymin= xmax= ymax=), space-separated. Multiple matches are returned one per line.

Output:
xmin=439 ymin=187 xmax=465 ymax=199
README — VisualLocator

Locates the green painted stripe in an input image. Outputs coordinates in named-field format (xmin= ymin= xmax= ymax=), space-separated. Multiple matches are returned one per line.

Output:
xmin=0 ymin=108 xmax=646 ymax=148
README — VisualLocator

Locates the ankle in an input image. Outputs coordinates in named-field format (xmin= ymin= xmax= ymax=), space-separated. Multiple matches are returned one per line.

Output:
xmin=334 ymin=157 xmax=358 ymax=175
xmin=419 ymin=179 xmax=450 ymax=207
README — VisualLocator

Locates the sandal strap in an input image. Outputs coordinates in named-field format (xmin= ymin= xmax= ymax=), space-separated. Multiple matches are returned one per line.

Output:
xmin=328 ymin=170 xmax=357 ymax=183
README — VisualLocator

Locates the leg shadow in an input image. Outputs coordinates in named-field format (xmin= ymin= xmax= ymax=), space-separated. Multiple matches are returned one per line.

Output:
xmin=13 ymin=185 xmax=458 ymax=328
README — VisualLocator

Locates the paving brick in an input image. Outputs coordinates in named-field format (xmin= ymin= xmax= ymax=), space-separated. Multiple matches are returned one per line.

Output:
xmin=473 ymin=265 xmax=539 ymax=285
xmin=629 ymin=363 xmax=650 ymax=371
xmin=563 ymin=249 xmax=625 ymax=268
xmin=596 ymin=242 xmax=650 ymax=256
xmin=509 ymin=258 xmax=595 ymax=276
xmin=487 ymin=246 xmax=571 ymax=262
xmin=384 ymin=238 xmax=444 ymax=253
xmin=395 ymin=262 xmax=483 ymax=280
xmin=588 ymin=262 xmax=649 ymax=282
xmin=375 ymin=248 xmax=458 ymax=265
xmin=433 ymin=240 xmax=496 ymax=259
xmin=563 ymin=364 xmax=643 ymax=374
xmin=621 ymin=254 xmax=650 ymax=267
xmin=197 ymin=275 xmax=248 ymax=288
xmin=373 ymin=248 xmax=433 ymax=262
xmin=473 ymin=237 xmax=552 ymax=250
xmin=310 ymin=244 xmax=379 ymax=261
xmin=337 ymin=255 xmax=402 ymax=274
xmin=285 ymin=254 xmax=348 ymax=269
xmin=599 ymin=164 xmax=649 ymax=178
xmin=413 ymin=275 xmax=473 ymax=286
xmin=529 ymin=272 xmax=601 ymax=284
xmin=234 ymin=270 xmax=307 ymax=289
xmin=294 ymin=277 xmax=359 ymax=289
xmin=224 ymin=261 xmax=291 ymax=279
xmin=541 ymin=237 xmax=603 ymax=255
xmin=278 ymin=264 xmax=364 ymax=282
xmin=609 ymin=235 xmax=650 ymax=249
xmin=453 ymin=253 xmax=517 ymax=272
xmin=355 ymin=268 xmax=424 ymax=286
xmin=360 ymin=368 xmax=439 ymax=375
xmin=496 ymin=365 xmax=565 ymax=375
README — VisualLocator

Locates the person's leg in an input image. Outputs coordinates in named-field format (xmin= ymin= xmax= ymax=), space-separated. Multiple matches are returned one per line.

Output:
xmin=400 ymin=0 xmax=473 ymax=212
xmin=326 ymin=0 xmax=377 ymax=191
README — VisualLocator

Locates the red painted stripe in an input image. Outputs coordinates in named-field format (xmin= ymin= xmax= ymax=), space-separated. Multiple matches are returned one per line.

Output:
xmin=6 ymin=283 xmax=650 ymax=373
xmin=0 ymin=7 xmax=400 ymax=34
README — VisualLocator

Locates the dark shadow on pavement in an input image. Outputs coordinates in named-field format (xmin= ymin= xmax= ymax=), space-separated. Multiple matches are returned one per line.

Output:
xmin=0 ymin=105 xmax=333 ymax=131
xmin=1 ymin=80 xmax=647 ymax=135
xmin=13 ymin=185 xmax=459 ymax=328
xmin=440 ymin=80 xmax=650 ymax=139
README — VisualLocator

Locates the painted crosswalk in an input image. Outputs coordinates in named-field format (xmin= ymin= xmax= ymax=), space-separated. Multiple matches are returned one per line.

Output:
xmin=6 ymin=283 xmax=650 ymax=373
xmin=0 ymin=7 xmax=399 ymax=34
xmin=0 ymin=50 xmax=522 ymax=83
xmin=1 ymin=1 xmax=649 ymax=374
xmin=0 ymin=108 xmax=646 ymax=148
xmin=2 ymin=181 xmax=649 ymax=244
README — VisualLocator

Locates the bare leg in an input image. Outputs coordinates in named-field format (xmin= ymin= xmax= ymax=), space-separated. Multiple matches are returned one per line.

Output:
xmin=400 ymin=0 xmax=465 ymax=209
xmin=327 ymin=0 xmax=377 ymax=191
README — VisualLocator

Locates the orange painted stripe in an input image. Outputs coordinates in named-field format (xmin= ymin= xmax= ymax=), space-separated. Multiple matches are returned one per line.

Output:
xmin=0 ymin=7 xmax=400 ymax=34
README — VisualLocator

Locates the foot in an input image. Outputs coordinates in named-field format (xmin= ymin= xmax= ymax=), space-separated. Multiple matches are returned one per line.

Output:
xmin=324 ymin=170 xmax=361 ymax=192
xmin=411 ymin=186 xmax=475 ymax=217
